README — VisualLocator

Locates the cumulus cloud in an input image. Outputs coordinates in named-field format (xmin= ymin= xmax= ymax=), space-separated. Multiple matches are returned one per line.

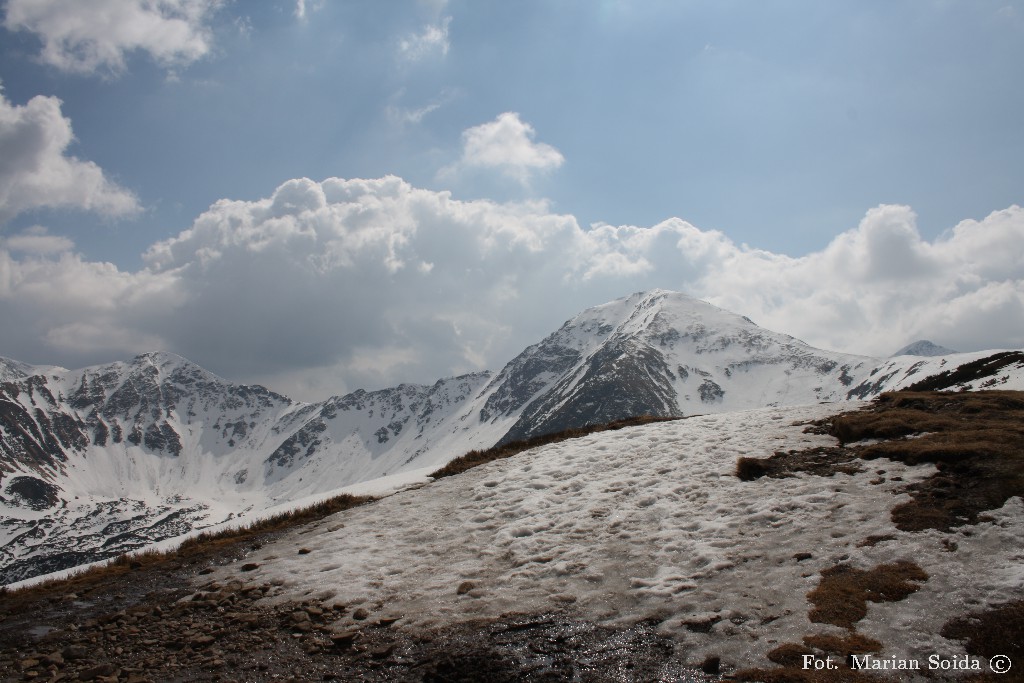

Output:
xmin=0 ymin=88 xmax=139 ymax=223
xmin=0 ymin=174 xmax=1020 ymax=400
xmin=0 ymin=244 xmax=180 ymax=368
xmin=694 ymin=205 xmax=1024 ymax=356
xmin=3 ymin=0 xmax=221 ymax=75
xmin=398 ymin=16 xmax=451 ymax=62
xmin=450 ymin=112 xmax=565 ymax=185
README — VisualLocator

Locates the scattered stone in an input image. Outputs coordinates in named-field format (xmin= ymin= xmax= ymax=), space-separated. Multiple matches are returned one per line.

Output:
xmin=329 ymin=630 xmax=359 ymax=648
xmin=78 ymin=663 xmax=117 ymax=681
xmin=351 ymin=608 xmax=369 ymax=621
xmin=456 ymin=581 xmax=476 ymax=595
xmin=189 ymin=634 xmax=217 ymax=648
xmin=369 ymin=642 xmax=395 ymax=659
xmin=240 ymin=563 xmax=260 ymax=572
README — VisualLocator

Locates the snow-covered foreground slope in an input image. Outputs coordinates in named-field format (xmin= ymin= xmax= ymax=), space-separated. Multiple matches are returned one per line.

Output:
xmin=204 ymin=403 xmax=1024 ymax=674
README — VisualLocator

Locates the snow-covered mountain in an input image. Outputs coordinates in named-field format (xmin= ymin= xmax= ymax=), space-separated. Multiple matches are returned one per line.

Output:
xmin=484 ymin=290 xmax=874 ymax=444
xmin=892 ymin=339 xmax=957 ymax=357
xmin=3 ymin=289 xmax=1022 ymax=584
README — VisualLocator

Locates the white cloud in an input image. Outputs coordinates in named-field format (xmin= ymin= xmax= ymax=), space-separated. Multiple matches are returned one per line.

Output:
xmin=3 ymin=0 xmax=221 ymax=75
xmin=692 ymin=205 xmax=1024 ymax=356
xmin=0 ymin=174 xmax=1020 ymax=400
xmin=450 ymin=112 xmax=565 ymax=185
xmin=398 ymin=16 xmax=451 ymax=62
xmin=1 ymin=226 xmax=74 ymax=254
xmin=0 ymin=88 xmax=140 ymax=223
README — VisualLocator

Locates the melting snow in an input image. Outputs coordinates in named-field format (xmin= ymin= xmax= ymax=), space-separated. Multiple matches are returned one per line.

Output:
xmin=205 ymin=402 xmax=1024 ymax=670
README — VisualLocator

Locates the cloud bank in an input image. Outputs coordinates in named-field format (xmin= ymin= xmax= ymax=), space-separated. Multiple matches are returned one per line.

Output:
xmin=3 ymin=0 xmax=221 ymax=75
xmin=0 ymin=175 xmax=1020 ymax=400
xmin=0 ymin=88 xmax=139 ymax=223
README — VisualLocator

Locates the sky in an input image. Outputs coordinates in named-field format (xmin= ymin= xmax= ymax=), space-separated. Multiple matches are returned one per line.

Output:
xmin=0 ymin=0 xmax=1022 ymax=401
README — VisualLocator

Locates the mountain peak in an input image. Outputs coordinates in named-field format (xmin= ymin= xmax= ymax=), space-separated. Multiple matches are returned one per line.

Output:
xmin=891 ymin=340 xmax=957 ymax=357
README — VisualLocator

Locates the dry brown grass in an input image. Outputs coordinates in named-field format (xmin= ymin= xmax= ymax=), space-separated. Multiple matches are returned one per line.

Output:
xmin=767 ymin=643 xmax=817 ymax=667
xmin=807 ymin=561 xmax=928 ymax=629
xmin=736 ymin=446 xmax=862 ymax=481
xmin=797 ymin=390 xmax=1024 ymax=532
xmin=828 ymin=390 xmax=1024 ymax=445
xmin=6 ymin=492 xmax=372 ymax=597
xmin=430 ymin=415 xmax=681 ymax=480
xmin=941 ymin=600 xmax=1024 ymax=662
xmin=176 ymin=493 xmax=371 ymax=552
xmin=802 ymin=632 xmax=883 ymax=658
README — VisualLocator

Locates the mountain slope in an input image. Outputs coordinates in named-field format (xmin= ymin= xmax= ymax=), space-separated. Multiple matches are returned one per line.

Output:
xmin=2 ymin=290 xmax=1022 ymax=584
xmin=487 ymin=290 xmax=873 ymax=443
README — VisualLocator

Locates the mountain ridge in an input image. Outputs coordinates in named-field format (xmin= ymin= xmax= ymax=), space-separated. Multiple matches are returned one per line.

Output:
xmin=3 ymin=289 xmax=1023 ymax=584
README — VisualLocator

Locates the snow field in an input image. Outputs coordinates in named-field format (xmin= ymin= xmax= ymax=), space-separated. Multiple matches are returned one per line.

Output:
xmin=202 ymin=402 xmax=1022 ymax=670
xmin=0 ymin=406 xmax=905 ymax=673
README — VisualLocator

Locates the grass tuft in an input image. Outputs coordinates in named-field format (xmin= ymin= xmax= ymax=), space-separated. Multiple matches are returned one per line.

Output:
xmin=807 ymin=561 xmax=928 ymax=629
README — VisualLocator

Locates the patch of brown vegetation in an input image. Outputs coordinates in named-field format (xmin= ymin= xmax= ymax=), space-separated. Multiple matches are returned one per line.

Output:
xmin=736 ymin=446 xmax=863 ymax=481
xmin=803 ymin=390 xmax=1024 ymax=532
xmin=807 ymin=561 xmax=928 ymax=629
xmin=802 ymin=632 xmax=882 ymax=658
xmin=744 ymin=634 xmax=883 ymax=683
xmin=941 ymin=600 xmax=1024 ymax=662
xmin=430 ymin=414 xmax=681 ymax=479
xmin=767 ymin=642 xmax=816 ymax=667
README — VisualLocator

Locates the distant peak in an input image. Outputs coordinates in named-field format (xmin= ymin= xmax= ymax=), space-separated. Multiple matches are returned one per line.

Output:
xmin=624 ymin=289 xmax=713 ymax=309
xmin=128 ymin=351 xmax=197 ymax=370
xmin=891 ymin=340 xmax=957 ymax=357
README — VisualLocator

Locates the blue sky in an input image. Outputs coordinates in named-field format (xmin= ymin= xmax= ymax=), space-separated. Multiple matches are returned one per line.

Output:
xmin=0 ymin=0 xmax=1022 ymax=400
